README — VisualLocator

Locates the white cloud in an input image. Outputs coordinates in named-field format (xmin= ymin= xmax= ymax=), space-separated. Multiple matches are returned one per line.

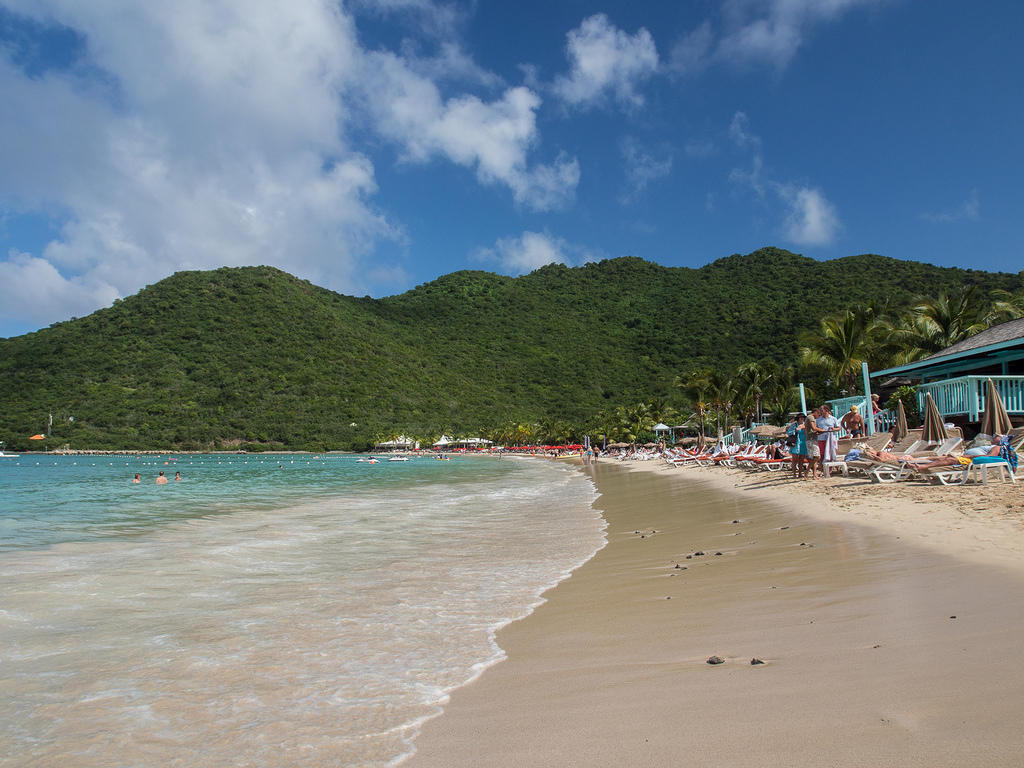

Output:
xmin=400 ymin=41 xmax=506 ymax=89
xmin=474 ymin=231 xmax=601 ymax=275
xmin=361 ymin=51 xmax=579 ymax=209
xmin=670 ymin=0 xmax=886 ymax=73
xmin=778 ymin=185 xmax=841 ymax=245
xmin=921 ymin=189 xmax=981 ymax=223
xmin=728 ymin=111 xmax=762 ymax=151
xmin=620 ymin=138 xmax=673 ymax=202
xmin=0 ymin=0 xmax=395 ymax=322
xmin=553 ymin=14 xmax=659 ymax=109
xmin=727 ymin=111 xmax=841 ymax=246
xmin=0 ymin=250 xmax=119 ymax=327
xmin=348 ymin=0 xmax=463 ymax=39
xmin=0 ymin=0 xmax=581 ymax=333
xmin=728 ymin=112 xmax=765 ymax=195
xmin=669 ymin=20 xmax=714 ymax=76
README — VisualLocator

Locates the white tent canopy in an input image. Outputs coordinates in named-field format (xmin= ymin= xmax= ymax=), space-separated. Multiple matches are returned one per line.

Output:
xmin=434 ymin=436 xmax=493 ymax=448
xmin=374 ymin=435 xmax=418 ymax=450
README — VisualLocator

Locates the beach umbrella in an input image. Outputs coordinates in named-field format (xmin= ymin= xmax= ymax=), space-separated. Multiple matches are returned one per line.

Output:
xmin=920 ymin=392 xmax=948 ymax=443
xmin=980 ymin=378 xmax=1013 ymax=437
xmin=892 ymin=399 xmax=909 ymax=445
xmin=29 ymin=434 xmax=46 ymax=440
xmin=749 ymin=424 xmax=785 ymax=438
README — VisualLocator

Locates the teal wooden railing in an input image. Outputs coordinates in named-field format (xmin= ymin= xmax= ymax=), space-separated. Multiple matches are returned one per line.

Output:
xmin=917 ymin=375 xmax=1024 ymax=421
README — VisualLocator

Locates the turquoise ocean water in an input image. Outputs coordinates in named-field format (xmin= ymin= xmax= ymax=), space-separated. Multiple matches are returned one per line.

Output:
xmin=0 ymin=454 xmax=604 ymax=766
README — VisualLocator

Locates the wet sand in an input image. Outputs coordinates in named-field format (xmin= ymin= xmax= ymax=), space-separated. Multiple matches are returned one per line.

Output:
xmin=405 ymin=460 xmax=1024 ymax=767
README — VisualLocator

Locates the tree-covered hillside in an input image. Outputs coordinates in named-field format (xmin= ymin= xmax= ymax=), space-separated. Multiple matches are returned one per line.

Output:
xmin=1 ymin=248 xmax=1020 ymax=450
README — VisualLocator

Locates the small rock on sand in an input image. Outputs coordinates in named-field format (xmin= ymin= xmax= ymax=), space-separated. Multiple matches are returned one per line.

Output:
xmin=707 ymin=656 xmax=725 ymax=665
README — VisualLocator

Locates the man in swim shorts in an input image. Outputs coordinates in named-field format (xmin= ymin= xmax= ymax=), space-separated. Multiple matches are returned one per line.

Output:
xmin=841 ymin=405 xmax=864 ymax=438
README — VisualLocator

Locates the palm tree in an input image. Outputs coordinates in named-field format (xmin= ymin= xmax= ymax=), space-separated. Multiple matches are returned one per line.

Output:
xmin=676 ymin=367 xmax=714 ymax=440
xmin=888 ymin=286 xmax=991 ymax=362
xmin=622 ymin=403 xmax=653 ymax=444
xmin=765 ymin=385 xmax=802 ymax=425
xmin=735 ymin=359 xmax=786 ymax=425
xmin=514 ymin=421 xmax=537 ymax=446
xmin=990 ymin=288 xmax=1024 ymax=322
xmin=706 ymin=368 xmax=736 ymax=438
xmin=590 ymin=408 xmax=621 ymax=449
xmin=800 ymin=304 xmax=884 ymax=394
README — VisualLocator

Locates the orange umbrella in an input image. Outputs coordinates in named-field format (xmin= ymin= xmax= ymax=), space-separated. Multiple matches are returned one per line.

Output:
xmin=29 ymin=434 xmax=46 ymax=440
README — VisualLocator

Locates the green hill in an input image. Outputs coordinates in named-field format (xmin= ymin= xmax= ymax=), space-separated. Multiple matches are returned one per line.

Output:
xmin=1 ymin=248 xmax=1019 ymax=450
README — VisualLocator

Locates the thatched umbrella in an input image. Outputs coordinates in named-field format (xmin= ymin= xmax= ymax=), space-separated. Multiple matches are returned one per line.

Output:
xmin=921 ymin=392 xmax=948 ymax=443
xmin=980 ymin=378 xmax=1013 ymax=437
xmin=749 ymin=424 xmax=785 ymax=439
xmin=892 ymin=399 xmax=909 ymax=445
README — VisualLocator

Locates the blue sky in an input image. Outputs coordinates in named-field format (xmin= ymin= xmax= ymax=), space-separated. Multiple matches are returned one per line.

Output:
xmin=1 ymin=0 xmax=1021 ymax=338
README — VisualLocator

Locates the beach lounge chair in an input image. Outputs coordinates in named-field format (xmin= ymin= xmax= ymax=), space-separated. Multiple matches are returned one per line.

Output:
xmin=916 ymin=456 xmax=1016 ymax=486
xmin=932 ymin=436 xmax=964 ymax=456
xmin=916 ymin=462 xmax=971 ymax=485
xmin=840 ymin=431 xmax=898 ymax=478
xmin=864 ymin=456 xmax=915 ymax=483
xmin=730 ymin=444 xmax=768 ymax=468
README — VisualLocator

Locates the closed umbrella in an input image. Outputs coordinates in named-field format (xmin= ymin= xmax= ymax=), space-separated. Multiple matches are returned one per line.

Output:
xmin=892 ymin=399 xmax=909 ymax=445
xmin=980 ymin=378 xmax=1013 ymax=437
xmin=920 ymin=392 xmax=948 ymax=443
xmin=29 ymin=434 xmax=46 ymax=440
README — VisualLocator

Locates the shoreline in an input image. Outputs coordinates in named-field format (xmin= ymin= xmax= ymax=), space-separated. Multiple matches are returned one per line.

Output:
xmin=405 ymin=458 xmax=1024 ymax=766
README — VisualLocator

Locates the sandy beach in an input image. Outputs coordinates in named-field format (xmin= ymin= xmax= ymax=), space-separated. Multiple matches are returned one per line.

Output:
xmin=406 ymin=458 xmax=1024 ymax=767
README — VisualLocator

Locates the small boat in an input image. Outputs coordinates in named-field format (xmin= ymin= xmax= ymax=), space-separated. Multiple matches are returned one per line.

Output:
xmin=0 ymin=443 xmax=17 ymax=458
xmin=388 ymin=456 xmax=410 ymax=462
xmin=356 ymin=457 xmax=380 ymax=464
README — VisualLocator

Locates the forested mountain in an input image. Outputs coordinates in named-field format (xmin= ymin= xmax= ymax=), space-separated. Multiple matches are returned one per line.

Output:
xmin=2 ymin=247 xmax=1020 ymax=450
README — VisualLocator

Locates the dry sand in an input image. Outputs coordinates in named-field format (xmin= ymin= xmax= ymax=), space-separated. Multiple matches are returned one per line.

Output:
xmin=405 ymin=458 xmax=1024 ymax=767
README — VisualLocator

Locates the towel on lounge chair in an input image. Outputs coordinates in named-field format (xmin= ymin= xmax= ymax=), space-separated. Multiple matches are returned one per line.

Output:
xmin=998 ymin=435 xmax=1019 ymax=472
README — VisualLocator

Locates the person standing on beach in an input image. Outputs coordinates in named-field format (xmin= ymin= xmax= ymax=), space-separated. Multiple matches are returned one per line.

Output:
xmin=804 ymin=408 xmax=822 ymax=479
xmin=817 ymin=404 xmax=840 ymax=462
xmin=841 ymin=405 xmax=865 ymax=438
xmin=788 ymin=414 xmax=806 ymax=478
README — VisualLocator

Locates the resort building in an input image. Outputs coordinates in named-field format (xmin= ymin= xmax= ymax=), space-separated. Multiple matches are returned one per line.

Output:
xmin=871 ymin=317 xmax=1024 ymax=428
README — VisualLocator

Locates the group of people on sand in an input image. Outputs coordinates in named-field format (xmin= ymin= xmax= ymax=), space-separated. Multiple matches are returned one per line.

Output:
xmin=786 ymin=404 xmax=844 ymax=480
xmin=133 ymin=470 xmax=182 ymax=484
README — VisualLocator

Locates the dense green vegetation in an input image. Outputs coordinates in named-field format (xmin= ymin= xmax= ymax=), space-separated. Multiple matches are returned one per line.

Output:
xmin=1 ymin=247 xmax=1021 ymax=450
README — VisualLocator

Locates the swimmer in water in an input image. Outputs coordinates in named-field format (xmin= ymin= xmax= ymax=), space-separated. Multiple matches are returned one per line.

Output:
xmin=156 ymin=471 xmax=168 ymax=485
xmin=175 ymin=471 xmax=182 ymax=481
xmin=132 ymin=473 xmax=141 ymax=483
